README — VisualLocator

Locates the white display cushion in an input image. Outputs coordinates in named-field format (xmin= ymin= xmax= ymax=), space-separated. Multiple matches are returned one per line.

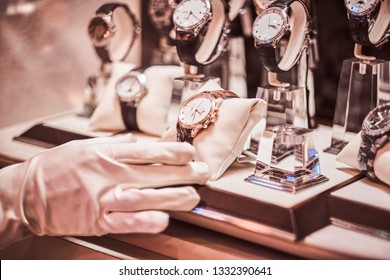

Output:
xmin=90 ymin=64 xmax=184 ymax=136
xmin=336 ymin=132 xmax=390 ymax=185
xmin=89 ymin=62 xmax=136 ymax=131
xmin=160 ymin=82 xmax=267 ymax=181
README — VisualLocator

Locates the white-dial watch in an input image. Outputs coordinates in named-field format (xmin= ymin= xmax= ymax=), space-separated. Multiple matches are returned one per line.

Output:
xmin=177 ymin=90 xmax=238 ymax=144
xmin=115 ymin=70 xmax=147 ymax=131
xmin=252 ymin=0 xmax=310 ymax=73
xmin=173 ymin=0 xmax=231 ymax=66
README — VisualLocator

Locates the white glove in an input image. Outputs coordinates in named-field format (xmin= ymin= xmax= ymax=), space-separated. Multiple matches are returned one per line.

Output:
xmin=0 ymin=135 xmax=210 ymax=248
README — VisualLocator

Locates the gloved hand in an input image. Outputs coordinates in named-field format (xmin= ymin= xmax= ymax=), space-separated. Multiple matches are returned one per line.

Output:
xmin=0 ymin=135 xmax=210 ymax=248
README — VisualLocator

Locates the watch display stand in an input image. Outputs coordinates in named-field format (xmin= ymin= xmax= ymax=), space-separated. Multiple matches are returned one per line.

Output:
xmin=244 ymin=73 xmax=328 ymax=193
xmin=324 ymin=44 xmax=388 ymax=155
xmin=161 ymin=79 xmax=267 ymax=181
xmin=259 ymin=47 xmax=317 ymax=129
xmin=240 ymin=72 xmax=309 ymax=163
xmin=245 ymin=124 xmax=329 ymax=193
xmin=377 ymin=61 xmax=390 ymax=104
xmin=150 ymin=36 xmax=181 ymax=66
xmin=227 ymin=37 xmax=248 ymax=98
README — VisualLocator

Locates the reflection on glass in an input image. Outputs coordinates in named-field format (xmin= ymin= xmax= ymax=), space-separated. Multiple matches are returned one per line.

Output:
xmin=324 ymin=58 xmax=386 ymax=155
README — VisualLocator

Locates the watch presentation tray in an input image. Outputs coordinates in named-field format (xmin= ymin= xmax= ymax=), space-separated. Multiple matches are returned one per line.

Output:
xmin=3 ymin=114 xmax=362 ymax=241
xmin=328 ymin=178 xmax=390 ymax=240
xmin=174 ymin=156 xmax=361 ymax=242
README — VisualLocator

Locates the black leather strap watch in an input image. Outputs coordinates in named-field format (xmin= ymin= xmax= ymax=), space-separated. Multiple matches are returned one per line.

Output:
xmin=345 ymin=0 xmax=390 ymax=47
xmin=173 ymin=0 xmax=231 ymax=67
xmin=358 ymin=102 xmax=390 ymax=184
xmin=115 ymin=69 xmax=147 ymax=131
xmin=252 ymin=0 xmax=310 ymax=73
xmin=88 ymin=2 xmax=141 ymax=64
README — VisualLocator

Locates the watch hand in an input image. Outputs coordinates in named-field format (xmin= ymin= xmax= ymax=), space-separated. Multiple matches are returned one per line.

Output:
xmin=186 ymin=10 xmax=193 ymax=20
xmin=190 ymin=12 xmax=201 ymax=21
xmin=269 ymin=24 xmax=279 ymax=30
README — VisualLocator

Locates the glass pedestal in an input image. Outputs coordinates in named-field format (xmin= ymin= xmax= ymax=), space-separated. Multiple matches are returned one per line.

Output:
xmin=324 ymin=58 xmax=386 ymax=155
xmin=245 ymin=125 xmax=328 ymax=193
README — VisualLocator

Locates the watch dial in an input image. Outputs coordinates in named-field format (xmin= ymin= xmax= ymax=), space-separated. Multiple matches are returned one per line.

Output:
xmin=88 ymin=16 xmax=111 ymax=46
xmin=252 ymin=7 xmax=287 ymax=44
xmin=116 ymin=75 xmax=141 ymax=100
xmin=345 ymin=0 xmax=380 ymax=16
xmin=173 ymin=0 xmax=210 ymax=29
xmin=364 ymin=103 xmax=390 ymax=135
xmin=179 ymin=94 xmax=213 ymax=126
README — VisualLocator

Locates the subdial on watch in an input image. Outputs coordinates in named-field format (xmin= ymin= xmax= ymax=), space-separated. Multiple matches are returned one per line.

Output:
xmin=345 ymin=0 xmax=380 ymax=16
xmin=253 ymin=7 xmax=285 ymax=44
xmin=179 ymin=96 xmax=212 ymax=126
xmin=173 ymin=0 xmax=209 ymax=29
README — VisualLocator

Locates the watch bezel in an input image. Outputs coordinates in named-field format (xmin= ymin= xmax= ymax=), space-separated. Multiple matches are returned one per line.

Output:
xmin=88 ymin=13 xmax=115 ymax=47
xmin=362 ymin=102 xmax=390 ymax=137
xmin=173 ymin=0 xmax=212 ymax=31
xmin=115 ymin=71 xmax=147 ymax=104
xmin=252 ymin=6 xmax=289 ymax=46
xmin=344 ymin=0 xmax=381 ymax=17
xmin=178 ymin=91 xmax=216 ymax=130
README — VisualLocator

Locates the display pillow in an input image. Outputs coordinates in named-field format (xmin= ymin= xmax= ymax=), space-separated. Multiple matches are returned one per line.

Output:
xmin=90 ymin=63 xmax=183 ymax=136
xmin=160 ymin=80 xmax=267 ymax=180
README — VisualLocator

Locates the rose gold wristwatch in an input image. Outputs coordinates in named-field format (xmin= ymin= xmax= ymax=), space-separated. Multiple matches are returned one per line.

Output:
xmin=176 ymin=90 xmax=239 ymax=144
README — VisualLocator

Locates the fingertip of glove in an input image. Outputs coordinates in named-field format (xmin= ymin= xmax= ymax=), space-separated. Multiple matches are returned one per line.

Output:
xmin=190 ymin=161 xmax=211 ymax=184
xmin=164 ymin=141 xmax=196 ymax=154
xmin=144 ymin=211 xmax=170 ymax=234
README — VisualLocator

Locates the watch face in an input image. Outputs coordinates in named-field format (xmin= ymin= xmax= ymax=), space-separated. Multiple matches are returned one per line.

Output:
xmin=252 ymin=7 xmax=288 ymax=45
xmin=363 ymin=102 xmax=390 ymax=136
xmin=115 ymin=74 xmax=144 ymax=102
xmin=173 ymin=0 xmax=211 ymax=29
xmin=178 ymin=92 xmax=214 ymax=126
xmin=149 ymin=0 xmax=177 ymax=27
xmin=345 ymin=0 xmax=380 ymax=16
xmin=88 ymin=15 xmax=113 ymax=47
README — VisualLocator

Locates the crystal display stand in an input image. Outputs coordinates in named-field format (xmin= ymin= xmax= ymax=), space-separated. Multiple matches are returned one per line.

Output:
xmin=245 ymin=125 xmax=328 ymax=193
xmin=324 ymin=44 xmax=387 ymax=155
xmin=244 ymin=73 xmax=328 ymax=193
